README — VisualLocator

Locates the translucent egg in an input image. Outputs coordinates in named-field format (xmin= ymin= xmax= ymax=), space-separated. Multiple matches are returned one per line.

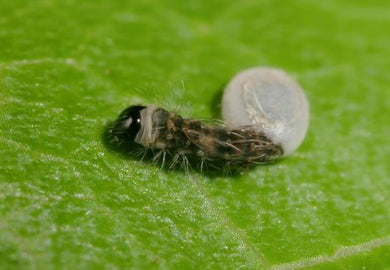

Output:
xmin=222 ymin=67 xmax=309 ymax=156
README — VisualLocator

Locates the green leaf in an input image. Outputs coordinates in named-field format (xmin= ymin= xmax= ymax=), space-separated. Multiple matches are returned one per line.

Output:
xmin=1 ymin=0 xmax=389 ymax=269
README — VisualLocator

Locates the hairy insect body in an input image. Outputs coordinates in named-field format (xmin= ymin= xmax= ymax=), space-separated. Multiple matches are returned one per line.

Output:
xmin=111 ymin=67 xmax=308 ymax=172
xmin=148 ymin=108 xmax=283 ymax=167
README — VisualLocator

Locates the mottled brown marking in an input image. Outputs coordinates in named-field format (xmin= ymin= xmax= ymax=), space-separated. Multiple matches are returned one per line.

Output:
xmin=149 ymin=107 xmax=283 ymax=168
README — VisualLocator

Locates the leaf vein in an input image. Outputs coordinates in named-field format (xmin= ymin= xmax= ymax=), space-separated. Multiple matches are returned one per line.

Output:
xmin=270 ymin=235 xmax=390 ymax=270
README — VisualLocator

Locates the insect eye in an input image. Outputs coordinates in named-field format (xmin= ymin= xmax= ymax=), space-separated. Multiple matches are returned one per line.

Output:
xmin=114 ymin=105 xmax=146 ymax=142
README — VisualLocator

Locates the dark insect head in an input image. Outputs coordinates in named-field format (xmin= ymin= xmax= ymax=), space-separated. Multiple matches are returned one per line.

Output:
xmin=112 ymin=105 xmax=146 ymax=143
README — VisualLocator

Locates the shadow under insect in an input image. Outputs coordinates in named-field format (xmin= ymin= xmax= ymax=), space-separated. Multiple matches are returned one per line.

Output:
xmin=209 ymin=83 xmax=225 ymax=120
xmin=102 ymin=121 xmax=147 ymax=161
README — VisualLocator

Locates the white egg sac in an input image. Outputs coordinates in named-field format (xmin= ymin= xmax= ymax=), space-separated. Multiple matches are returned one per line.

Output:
xmin=222 ymin=67 xmax=310 ymax=156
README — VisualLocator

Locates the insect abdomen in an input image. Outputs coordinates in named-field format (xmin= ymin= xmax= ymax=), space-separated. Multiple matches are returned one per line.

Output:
xmin=192 ymin=126 xmax=283 ymax=165
xmin=154 ymin=111 xmax=283 ymax=166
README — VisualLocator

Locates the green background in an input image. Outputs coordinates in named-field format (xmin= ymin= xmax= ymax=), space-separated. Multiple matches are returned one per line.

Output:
xmin=1 ymin=0 xmax=389 ymax=269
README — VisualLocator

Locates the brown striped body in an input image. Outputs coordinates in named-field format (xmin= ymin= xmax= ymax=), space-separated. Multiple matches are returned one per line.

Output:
xmin=150 ymin=108 xmax=283 ymax=167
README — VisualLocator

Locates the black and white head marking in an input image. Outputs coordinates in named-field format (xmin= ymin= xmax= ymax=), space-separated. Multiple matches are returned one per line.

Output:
xmin=114 ymin=105 xmax=145 ymax=142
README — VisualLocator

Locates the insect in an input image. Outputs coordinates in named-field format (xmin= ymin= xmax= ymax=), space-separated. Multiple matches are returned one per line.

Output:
xmin=109 ymin=67 xmax=309 ymax=171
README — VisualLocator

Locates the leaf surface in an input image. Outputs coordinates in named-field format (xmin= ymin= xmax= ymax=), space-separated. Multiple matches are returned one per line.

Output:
xmin=1 ymin=0 xmax=389 ymax=269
